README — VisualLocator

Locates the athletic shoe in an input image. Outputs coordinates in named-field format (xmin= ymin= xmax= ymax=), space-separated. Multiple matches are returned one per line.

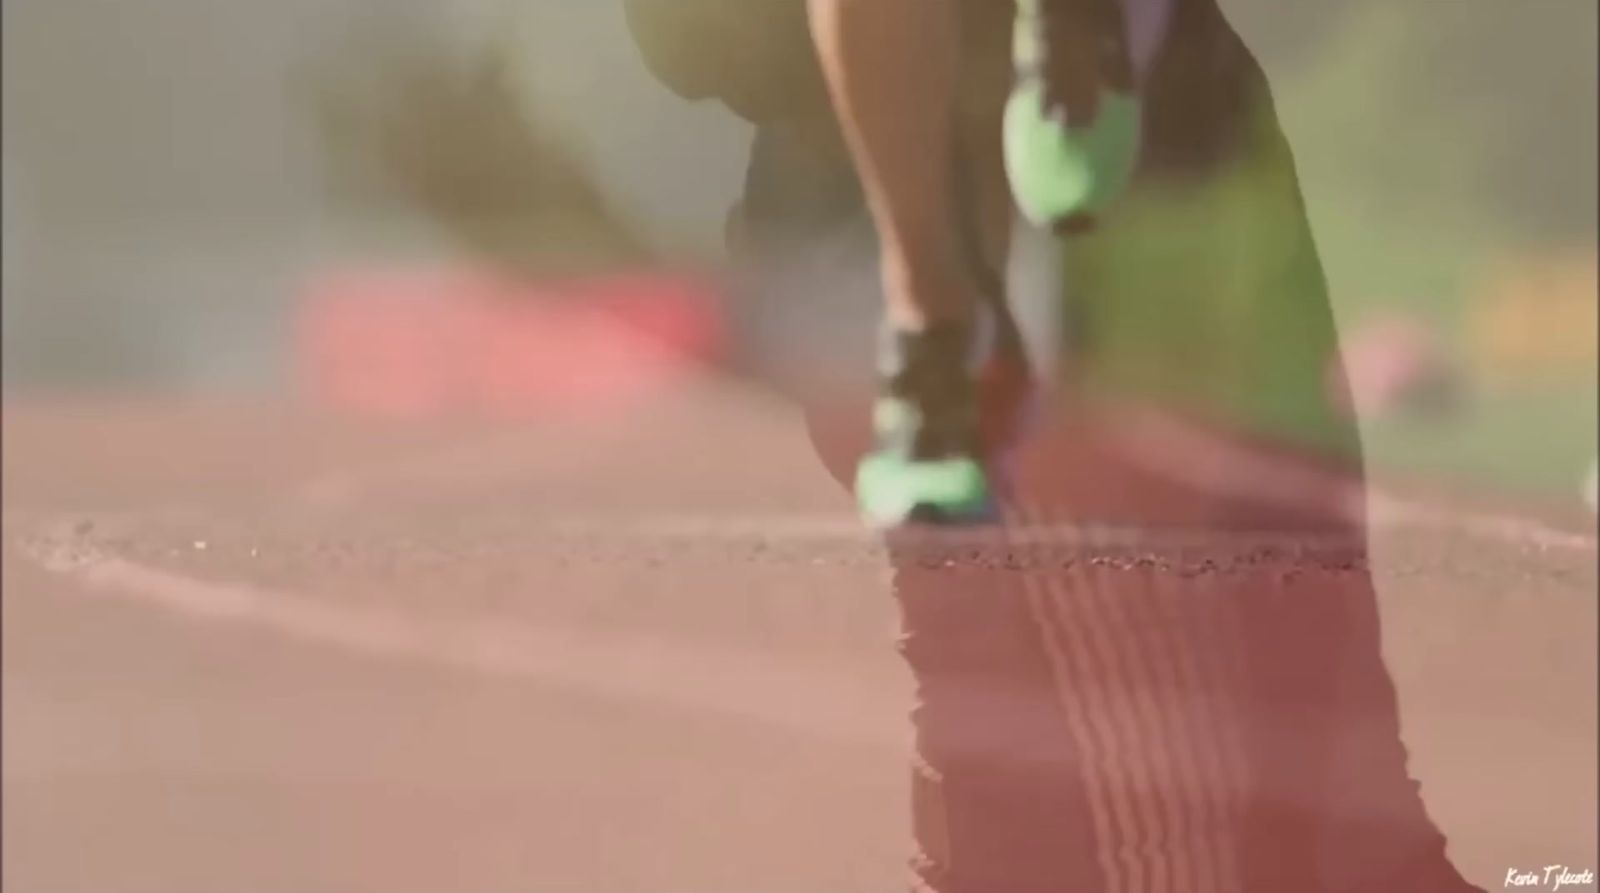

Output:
xmin=856 ymin=320 xmax=999 ymax=527
xmin=1004 ymin=0 xmax=1143 ymax=230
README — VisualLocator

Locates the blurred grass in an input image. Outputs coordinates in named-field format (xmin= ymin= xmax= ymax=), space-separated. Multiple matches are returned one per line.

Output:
xmin=1293 ymin=3 xmax=1597 ymax=505
xmin=1083 ymin=2 xmax=1597 ymax=506
xmin=1364 ymin=383 xmax=1598 ymax=504
xmin=1065 ymin=150 xmax=1361 ymax=462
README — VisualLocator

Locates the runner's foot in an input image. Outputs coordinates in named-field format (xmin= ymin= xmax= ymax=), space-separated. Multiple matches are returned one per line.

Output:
xmin=1004 ymin=0 xmax=1143 ymax=230
xmin=856 ymin=321 xmax=997 ymax=527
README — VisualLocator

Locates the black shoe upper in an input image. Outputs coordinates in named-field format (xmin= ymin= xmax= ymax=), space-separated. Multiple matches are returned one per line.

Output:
xmin=877 ymin=322 xmax=984 ymax=462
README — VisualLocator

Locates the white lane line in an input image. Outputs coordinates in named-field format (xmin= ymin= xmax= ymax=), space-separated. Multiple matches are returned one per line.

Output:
xmin=17 ymin=531 xmax=908 ymax=750
xmin=28 ymin=503 xmax=1588 ymax=559
xmin=534 ymin=514 xmax=1366 ymax=550
xmin=525 ymin=509 xmax=1593 ymax=554
xmin=1366 ymin=494 xmax=1596 ymax=552
xmin=282 ymin=407 xmax=1594 ymax=553
xmin=1108 ymin=410 xmax=1597 ymax=553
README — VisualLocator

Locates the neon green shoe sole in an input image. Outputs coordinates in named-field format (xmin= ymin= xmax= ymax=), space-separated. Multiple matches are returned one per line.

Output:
xmin=855 ymin=452 xmax=994 ymax=528
xmin=1004 ymin=80 xmax=1142 ymax=228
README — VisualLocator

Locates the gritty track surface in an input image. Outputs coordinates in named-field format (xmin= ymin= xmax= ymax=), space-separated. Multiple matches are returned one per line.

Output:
xmin=4 ymin=377 xmax=1596 ymax=892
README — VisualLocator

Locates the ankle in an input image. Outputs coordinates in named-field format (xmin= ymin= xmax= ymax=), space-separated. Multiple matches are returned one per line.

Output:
xmin=878 ymin=320 xmax=976 ymax=400
xmin=880 ymin=253 xmax=979 ymax=330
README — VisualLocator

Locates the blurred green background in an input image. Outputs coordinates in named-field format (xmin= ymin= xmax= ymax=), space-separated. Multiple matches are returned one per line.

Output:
xmin=1082 ymin=0 xmax=1597 ymax=506
xmin=1273 ymin=1 xmax=1596 ymax=505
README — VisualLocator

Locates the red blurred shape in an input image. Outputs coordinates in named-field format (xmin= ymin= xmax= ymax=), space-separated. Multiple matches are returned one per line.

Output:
xmin=297 ymin=267 xmax=724 ymax=420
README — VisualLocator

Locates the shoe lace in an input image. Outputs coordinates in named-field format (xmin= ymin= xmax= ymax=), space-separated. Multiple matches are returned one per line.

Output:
xmin=1032 ymin=0 xmax=1136 ymax=123
xmin=880 ymin=325 xmax=982 ymax=460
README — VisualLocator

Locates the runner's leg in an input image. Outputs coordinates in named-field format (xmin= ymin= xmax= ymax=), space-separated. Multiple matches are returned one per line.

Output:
xmin=810 ymin=0 xmax=1001 ymax=526
xmin=807 ymin=0 xmax=973 ymax=330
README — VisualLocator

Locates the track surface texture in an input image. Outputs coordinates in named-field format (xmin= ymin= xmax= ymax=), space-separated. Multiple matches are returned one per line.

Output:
xmin=4 ymin=375 xmax=1596 ymax=893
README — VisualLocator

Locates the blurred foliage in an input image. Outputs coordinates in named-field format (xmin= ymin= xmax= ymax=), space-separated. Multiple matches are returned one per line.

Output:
xmin=1268 ymin=2 xmax=1598 ymax=502
xmin=1275 ymin=2 xmax=1596 ymax=285
xmin=1245 ymin=0 xmax=1596 ymax=244
xmin=1065 ymin=1 xmax=1596 ymax=501
xmin=299 ymin=11 xmax=654 ymax=277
